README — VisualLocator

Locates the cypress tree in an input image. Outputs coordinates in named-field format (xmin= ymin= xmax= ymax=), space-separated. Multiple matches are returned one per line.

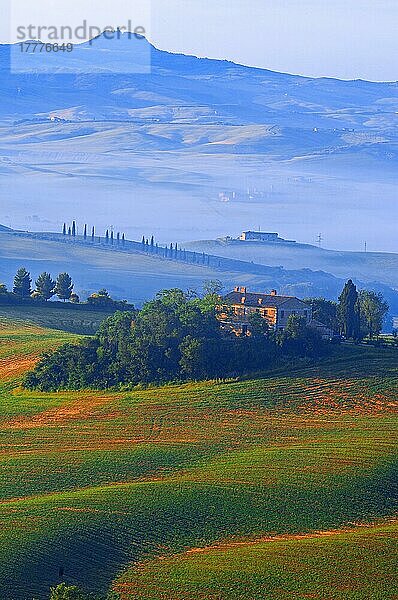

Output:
xmin=83 ymin=224 xmax=87 ymax=239
xmin=141 ymin=236 xmax=145 ymax=248
xmin=55 ymin=272 xmax=73 ymax=302
xmin=338 ymin=280 xmax=360 ymax=340
xmin=72 ymin=221 xmax=76 ymax=237
xmin=62 ymin=223 xmax=66 ymax=236
xmin=35 ymin=272 xmax=55 ymax=301
xmin=150 ymin=235 xmax=154 ymax=251
xmin=105 ymin=230 xmax=109 ymax=243
xmin=68 ymin=227 xmax=71 ymax=236
xmin=91 ymin=226 xmax=95 ymax=242
xmin=13 ymin=267 xmax=32 ymax=298
xmin=117 ymin=232 xmax=120 ymax=244
xmin=111 ymin=231 xmax=114 ymax=245
xmin=122 ymin=233 xmax=125 ymax=245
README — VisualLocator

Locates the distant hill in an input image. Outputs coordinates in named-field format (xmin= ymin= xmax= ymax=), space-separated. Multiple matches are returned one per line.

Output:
xmin=0 ymin=224 xmax=12 ymax=232
xmin=184 ymin=238 xmax=398 ymax=289
xmin=1 ymin=231 xmax=398 ymax=326
xmin=0 ymin=34 xmax=397 ymax=248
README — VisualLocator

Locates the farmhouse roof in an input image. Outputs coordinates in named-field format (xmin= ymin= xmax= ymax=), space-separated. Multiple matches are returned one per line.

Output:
xmin=224 ymin=289 xmax=307 ymax=309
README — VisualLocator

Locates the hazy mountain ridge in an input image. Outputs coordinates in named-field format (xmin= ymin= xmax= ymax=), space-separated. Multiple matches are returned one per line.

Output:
xmin=0 ymin=34 xmax=397 ymax=250
xmin=184 ymin=239 xmax=398 ymax=289
xmin=1 ymin=34 xmax=397 ymax=132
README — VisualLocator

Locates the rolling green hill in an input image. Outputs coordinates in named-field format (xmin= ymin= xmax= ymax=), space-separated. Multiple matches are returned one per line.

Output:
xmin=0 ymin=321 xmax=397 ymax=598
xmin=116 ymin=522 xmax=398 ymax=599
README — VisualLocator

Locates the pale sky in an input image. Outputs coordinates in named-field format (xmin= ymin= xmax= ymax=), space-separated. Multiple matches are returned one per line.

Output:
xmin=3 ymin=0 xmax=397 ymax=81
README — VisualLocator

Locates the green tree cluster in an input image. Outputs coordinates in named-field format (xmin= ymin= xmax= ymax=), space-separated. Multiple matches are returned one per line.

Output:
xmin=304 ymin=297 xmax=339 ymax=332
xmin=337 ymin=280 xmax=389 ymax=340
xmin=358 ymin=290 xmax=388 ymax=339
xmin=25 ymin=288 xmax=325 ymax=392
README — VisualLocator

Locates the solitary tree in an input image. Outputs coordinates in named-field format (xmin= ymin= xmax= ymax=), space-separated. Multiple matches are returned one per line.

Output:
xmin=203 ymin=280 xmax=223 ymax=296
xmin=359 ymin=290 xmax=388 ymax=338
xmin=55 ymin=273 xmax=73 ymax=302
xmin=49 ymin=582 xmax=120 ymax=599
xmin=338 ymin=280 xmax=360 ymax=340
xmin=35 ymin=272 xmax=56 ymax=301
xmin=13 ymin=267 xmax=32 ymax=298
xmin=70 ymin=293 xmax=80 ymax=304
xmin=248 ymin=312 xmax=270 ymax=337
xmin=49 ymin=583 xmax=85 ymax=600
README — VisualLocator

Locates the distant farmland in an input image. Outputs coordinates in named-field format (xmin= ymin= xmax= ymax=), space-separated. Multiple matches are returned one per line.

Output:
xmin=0 ymin=321 xmax=397 ymax=598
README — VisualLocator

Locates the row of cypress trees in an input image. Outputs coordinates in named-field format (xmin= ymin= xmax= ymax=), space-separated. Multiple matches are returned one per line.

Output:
xmin=140 ymin=236 xmax=213 ymax=266
xmin=61 ymin=223 xmax=215 ymax=267
xmin=62 ymin=222 xmax=126 ymax=245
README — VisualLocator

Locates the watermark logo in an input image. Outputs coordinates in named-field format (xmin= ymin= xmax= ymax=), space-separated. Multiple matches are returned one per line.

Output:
xmin=7 ymin=0 xmax=152 ymax=74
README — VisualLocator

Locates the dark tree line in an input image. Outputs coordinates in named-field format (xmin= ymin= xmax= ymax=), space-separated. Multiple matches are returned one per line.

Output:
xmin=0 ymin=268 xmax=77 ymax=303
xmin=0 ymin=269 xmax=132 ymax=309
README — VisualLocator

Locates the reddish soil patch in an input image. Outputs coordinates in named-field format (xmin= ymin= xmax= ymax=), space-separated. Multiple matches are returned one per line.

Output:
xmin=0 ymin=355 xmax=39 ymax=380
xmin=2 ymin=395 xmax=119 ymax=430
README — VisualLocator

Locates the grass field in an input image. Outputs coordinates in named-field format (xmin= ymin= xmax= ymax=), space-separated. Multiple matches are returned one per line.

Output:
xmin=0 ymin=305 xmax=118 ymax=334
xmin=0 ymin=321 xmax=397 ymax=599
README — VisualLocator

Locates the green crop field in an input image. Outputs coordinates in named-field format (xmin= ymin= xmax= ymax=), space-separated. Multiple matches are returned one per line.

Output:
xmin=117 ymin=522 xmax=398 ymax=599
xmin=0 ymin=320 xmax=397 ymax=599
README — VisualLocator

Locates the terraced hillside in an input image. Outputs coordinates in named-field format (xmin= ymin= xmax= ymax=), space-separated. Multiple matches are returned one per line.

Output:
xmin=0 ymin=320 xmax=397 ymax=599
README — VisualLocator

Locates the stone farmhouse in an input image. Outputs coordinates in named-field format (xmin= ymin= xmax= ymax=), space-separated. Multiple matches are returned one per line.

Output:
xmin=238 ymin=231 xmax=296 ymax=243
xmin=218 ymin=287 xmax=312 ymax=335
